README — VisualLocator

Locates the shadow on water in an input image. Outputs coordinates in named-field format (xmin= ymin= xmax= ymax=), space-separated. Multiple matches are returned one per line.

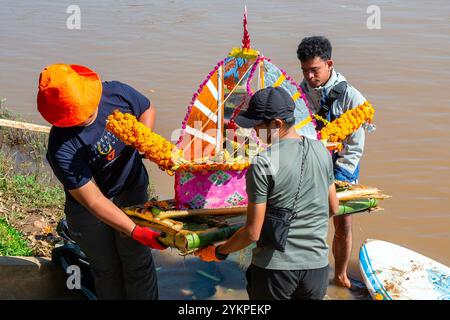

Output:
xmin=153 ymin=248 xmax=373 ymax=300
xmin=153 ymin=249 xmax=248 ymax=300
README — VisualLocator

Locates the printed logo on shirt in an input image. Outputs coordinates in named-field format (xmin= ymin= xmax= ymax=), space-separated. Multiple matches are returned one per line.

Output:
xmin=97 ymin=143 xmax=116 ymax=161
xmin=94 ymin=131 xmax=120 ymax=162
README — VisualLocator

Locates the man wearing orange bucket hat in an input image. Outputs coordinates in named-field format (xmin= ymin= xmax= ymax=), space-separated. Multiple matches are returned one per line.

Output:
xmin=38 ymin=64 xmax=166 ymax=299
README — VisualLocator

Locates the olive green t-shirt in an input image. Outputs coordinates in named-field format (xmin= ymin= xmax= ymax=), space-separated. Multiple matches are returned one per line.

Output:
xmin=246 ymin=137 xmax=334 ymax=270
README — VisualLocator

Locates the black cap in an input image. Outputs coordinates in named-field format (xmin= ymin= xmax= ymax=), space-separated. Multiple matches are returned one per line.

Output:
xmin=235 ymin=86 xmax=295 ymax=128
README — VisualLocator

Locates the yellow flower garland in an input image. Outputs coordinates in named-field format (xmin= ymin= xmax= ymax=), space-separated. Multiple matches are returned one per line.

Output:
xmin=107 ymin=102 xmax=374 ymax=172
xmin=106 ymin=111 xmax=178 ymax=172
xmin=320 ymin=101 xmax=375 ymax=144
xmin=107 ymin=111 xmax=250 ymax=173
xmin=175 ymin=162 xmax=249 ymax=173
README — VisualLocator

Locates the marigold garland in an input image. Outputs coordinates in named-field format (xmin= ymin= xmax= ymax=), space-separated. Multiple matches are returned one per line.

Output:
xmin=106 ymin=111 xmax=178 ymax=172
xmin=107 ymin=100 xmax=372 ymax=172
xmin=175 ymin=162 xmax=249 ymax=173
xmin=107 ymin=111 xmax=250 ymax=173
xmin=320 ymin=101 xmax=375 ymax=144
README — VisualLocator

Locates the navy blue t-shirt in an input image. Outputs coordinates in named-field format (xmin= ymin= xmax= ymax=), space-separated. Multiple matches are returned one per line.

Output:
xmin=46 ymin=81 xmax=150 ymax=203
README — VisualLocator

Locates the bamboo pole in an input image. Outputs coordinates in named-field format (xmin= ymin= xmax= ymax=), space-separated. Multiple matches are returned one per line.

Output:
xmin=155 ymin=206 xmax=247 ymax=219
xmin=216 ymin=64 xmax=224 ymax=154
xmin=184 ymin=223 xmax=244 ymax=251
xmin=128 ymin=197 xmax=382 ymax=252
xmin=336 ymin=188 xmax=382 ymax=200
xmin=338 ymin=194 xmax=391 ymax=202
xmin=0 ymin=118 xmax=50 ymax=133
xmin=128 ymin=212 xmax=245 ymax=252
xmin=123 ymin=208 xmax=185 ymax=230
xmin=337 ymin=198 xmax=378 ymax=216
xmin=123 ymin=205 xmax=246 ymax=222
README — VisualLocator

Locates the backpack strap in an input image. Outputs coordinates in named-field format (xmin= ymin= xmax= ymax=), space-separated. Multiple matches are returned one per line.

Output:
xmin=316 ymin=81 xmax=348 ymax=130
xmin=290 ymin=137 xmax=308 ymax=215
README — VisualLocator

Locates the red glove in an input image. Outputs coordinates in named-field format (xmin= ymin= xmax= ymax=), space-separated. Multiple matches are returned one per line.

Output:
xmin=131 ymin=225 xmax=167 ymax=250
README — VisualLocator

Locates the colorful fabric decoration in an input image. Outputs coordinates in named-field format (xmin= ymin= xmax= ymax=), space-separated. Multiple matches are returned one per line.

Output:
xmin=175 ymin=169 xmax=248 ymax=209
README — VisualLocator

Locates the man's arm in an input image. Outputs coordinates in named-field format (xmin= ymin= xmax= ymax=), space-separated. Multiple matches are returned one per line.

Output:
xmin=69 ymin=181 xmax=136 ymax=236
xmin=334 ymin=127 xmax=365 ymax=182
xmin=216 ymin=202 xmax=266 ymax=255
xmin=138 ymin=101 xmax=156 ymax=130
xmin=334 ymin=86 xmax=367 ymax=182
xmin=68 ymin=101 xmax=156 ymax=236
xmin=195 ymin=156 xmax=270 ymax=261
xmin=69 ymin=182 xmax=166 ymax=249
xmin=328 ymin=183 xmax=339 ymax=218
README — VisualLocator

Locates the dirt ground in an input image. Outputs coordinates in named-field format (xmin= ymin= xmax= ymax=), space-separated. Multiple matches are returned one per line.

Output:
xmin=0 ymin=202 xmax=63 ymax=257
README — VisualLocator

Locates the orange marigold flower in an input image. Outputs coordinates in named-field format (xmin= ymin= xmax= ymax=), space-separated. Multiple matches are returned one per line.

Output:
xmin=106 ymin=111 xmax=177 ymax=172
xmin=320 ymin=101 xmax=375 ymax=147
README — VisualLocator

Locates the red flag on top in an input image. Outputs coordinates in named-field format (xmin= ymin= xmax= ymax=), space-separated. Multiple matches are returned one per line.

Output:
xmin=242 ymin=6 xmax=251 ymax=49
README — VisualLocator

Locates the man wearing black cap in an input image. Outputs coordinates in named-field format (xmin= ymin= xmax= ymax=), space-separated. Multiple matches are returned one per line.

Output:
xmin=195 ymin=87 xmax=339 ymax=300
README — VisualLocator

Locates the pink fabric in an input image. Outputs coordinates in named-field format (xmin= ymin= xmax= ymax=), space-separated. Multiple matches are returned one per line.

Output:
xmin=175 ymin=169 xmax=248 ymax=209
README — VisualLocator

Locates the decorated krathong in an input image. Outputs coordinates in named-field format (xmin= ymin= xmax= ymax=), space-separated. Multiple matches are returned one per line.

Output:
xmin=106 ymin=8 xmax=387 ymax=253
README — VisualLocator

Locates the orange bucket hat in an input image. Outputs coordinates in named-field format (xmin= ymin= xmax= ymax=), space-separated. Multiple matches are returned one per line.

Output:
xmin=37 ymin=64 xmax=102 ymax=127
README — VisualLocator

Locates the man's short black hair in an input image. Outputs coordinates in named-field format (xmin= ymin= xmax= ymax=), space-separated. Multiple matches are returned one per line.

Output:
xmin=296 ymin=36 xmax=332 ymax=62
xmin=283 ymin=116 xmax=295 ymax=129
xmin=261 ymin=116 xmax=295 ymax=129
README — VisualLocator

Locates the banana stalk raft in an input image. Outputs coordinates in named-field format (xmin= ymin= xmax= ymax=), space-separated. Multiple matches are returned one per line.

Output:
xmin=122 ymin=183 xmax=390 ymax=253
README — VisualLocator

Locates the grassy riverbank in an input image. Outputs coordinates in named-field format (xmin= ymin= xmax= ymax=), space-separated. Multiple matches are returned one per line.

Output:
xmin=0 ymin=98 xmax=65 ymax=256
xmin=0 ymin=217 xmax=33 ymax=256
xmin=0 ymin=151 xmax=65 ymax=257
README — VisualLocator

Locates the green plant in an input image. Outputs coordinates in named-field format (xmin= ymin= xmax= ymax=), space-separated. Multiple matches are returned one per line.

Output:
xmin=10 ymin=174 xmax=65 ymax=208
xmin=0 ymin=218 xmax=33 ymax=256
